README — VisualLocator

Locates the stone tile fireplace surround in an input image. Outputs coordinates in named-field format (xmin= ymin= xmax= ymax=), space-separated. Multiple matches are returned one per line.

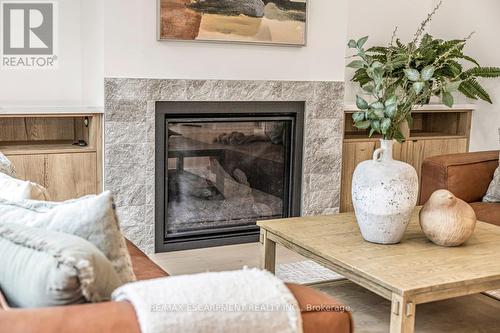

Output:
xmin=105 ymin=78 xmax=345 ymax=253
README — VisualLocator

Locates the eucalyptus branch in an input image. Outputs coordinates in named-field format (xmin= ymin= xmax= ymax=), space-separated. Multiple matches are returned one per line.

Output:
xmin=412 ymin=0 xmax=443 ymax=46
xmin=390 ymin=26 xmax=399 ymax=47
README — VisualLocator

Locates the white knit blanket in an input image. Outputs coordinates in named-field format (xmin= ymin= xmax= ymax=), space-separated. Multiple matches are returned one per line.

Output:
xmin=112 ymin=269 xmax=302 ymax=333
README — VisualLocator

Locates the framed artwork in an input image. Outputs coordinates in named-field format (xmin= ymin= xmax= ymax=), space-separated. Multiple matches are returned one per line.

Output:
xmin=157 ymin=0 xmax=307 ymax=46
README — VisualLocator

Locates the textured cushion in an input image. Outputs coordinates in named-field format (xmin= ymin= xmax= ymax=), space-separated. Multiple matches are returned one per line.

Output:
xmin=0 ymin=223 xmax=121 ymax=308
xmin=484 ymin=152 xmax=500 ymax=203
xmin=0 ymin=191 xmax=136 ymax=284
xmin=0 ymin=151 xmax=16 ymax=177
xmin=0 ymin=172 xmax=50 ymax=201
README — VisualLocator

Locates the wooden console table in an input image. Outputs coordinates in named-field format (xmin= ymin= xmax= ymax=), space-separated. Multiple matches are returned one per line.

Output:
xmin=258 ymin=209 xmax=500 ymax=333
xmin=0 ymin=107 xmax=103 ymax=200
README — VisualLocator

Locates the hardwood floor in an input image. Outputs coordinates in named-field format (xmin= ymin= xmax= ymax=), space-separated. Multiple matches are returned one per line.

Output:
xmin=149 ymin=241 xmax=305 ymax=276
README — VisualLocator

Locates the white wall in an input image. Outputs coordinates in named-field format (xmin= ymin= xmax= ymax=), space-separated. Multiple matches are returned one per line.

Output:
xmin=0 ymin=0 xmax=83 ymax=105
xmin=344 ymin=0 xmax=435 ymax=102
xmin=431 ymin=0 xmax=500 ymax=151
xmin=80 ymin=0 xmax=104 ymax=106
xmin=104 ymin=0 xmax=348 ymax=81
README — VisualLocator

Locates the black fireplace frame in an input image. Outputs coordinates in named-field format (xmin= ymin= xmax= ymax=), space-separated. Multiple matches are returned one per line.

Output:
xmin=155 ymin=101 xmax=304 ymax=252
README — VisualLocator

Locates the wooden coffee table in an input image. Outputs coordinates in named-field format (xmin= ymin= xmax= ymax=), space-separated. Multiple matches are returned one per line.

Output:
xmin=258 ymin=208 xmax=500 ymax=333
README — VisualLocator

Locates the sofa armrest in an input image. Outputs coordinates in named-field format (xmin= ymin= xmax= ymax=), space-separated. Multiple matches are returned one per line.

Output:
xmin=0 ymin=301 xmax=141 ymax=333
xmin=420 ymin=151 xmax=499 ymax=204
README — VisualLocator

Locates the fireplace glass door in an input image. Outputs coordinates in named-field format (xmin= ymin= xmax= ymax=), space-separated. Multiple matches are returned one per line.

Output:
xmin=165 ymin=118 xmax=294 ymax=244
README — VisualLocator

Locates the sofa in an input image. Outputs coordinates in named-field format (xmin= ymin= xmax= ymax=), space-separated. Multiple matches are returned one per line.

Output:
xmin=0 ymin=239 xmax=353 ymax=333
xmin=420 ymin=150 xmax=500 ymax=225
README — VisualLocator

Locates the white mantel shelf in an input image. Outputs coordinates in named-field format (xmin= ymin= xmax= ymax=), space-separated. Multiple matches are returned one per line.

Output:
xmin=0 ymin=106 xmax=104 ymax=116
xmin=344 ymin=104 xmax=478 ymax=112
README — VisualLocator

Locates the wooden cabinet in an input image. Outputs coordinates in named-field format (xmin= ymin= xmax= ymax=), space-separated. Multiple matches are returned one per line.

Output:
xmin=7 ymin=154 xmax=46 ymax=186
xmin=46 ymin=153 xmax=97 ymax=201
xmin=340 ymin=106 xmax=474 ymax=212
xmin=0 ymin=111 xmax=102 ymax=201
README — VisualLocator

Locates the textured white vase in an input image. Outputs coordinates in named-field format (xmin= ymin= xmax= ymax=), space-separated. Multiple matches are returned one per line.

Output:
xmin=352 ymin=139 xmax=419 ymax=244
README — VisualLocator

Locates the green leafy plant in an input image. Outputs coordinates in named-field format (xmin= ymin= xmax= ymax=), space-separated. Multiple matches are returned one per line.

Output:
xmin=347 ymin=0 xmax=500 ymax=141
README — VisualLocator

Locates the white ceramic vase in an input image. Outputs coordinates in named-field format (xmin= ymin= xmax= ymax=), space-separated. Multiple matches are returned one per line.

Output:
xmin=352 ymin=139 xmax=419 ymax=244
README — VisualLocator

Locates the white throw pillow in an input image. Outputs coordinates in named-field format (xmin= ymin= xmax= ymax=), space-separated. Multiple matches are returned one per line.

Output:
xmin=0 ymin=191 xmax=136 ymax=284
xmin=483 ymin=152 xmax=500 ymax=203
xmin=0 ymin=152 xmax=16 ymax=178
xmin=0 ymin=173 xmax=51 ymax=201
xmin=0 ymin=222 xmax=122 ymax=307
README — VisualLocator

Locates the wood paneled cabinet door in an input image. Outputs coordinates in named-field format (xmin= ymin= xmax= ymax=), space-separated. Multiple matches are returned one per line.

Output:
xmin=340 ymin=141 xmax=377 ymax=212
xmin=45 ymin=153 xmax=97 ymax=201
xmin=7 ymin=154 xmax=46 ymax=186
xmin=404 ymin=138 xmax=468 ymax=180
xmin=7 ymin=152 xmax=97 ymax=201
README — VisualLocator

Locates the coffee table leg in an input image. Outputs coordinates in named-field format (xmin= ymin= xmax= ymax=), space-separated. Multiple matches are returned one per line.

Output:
xmin=259 ymin=229 xmax=276 ymax=274
xmin=390 ymin=293 xmax=415 ymax=333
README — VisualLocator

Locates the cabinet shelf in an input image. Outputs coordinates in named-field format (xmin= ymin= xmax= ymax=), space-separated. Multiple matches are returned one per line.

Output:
xmin=0 ymin=141 xmax=96 ymax=156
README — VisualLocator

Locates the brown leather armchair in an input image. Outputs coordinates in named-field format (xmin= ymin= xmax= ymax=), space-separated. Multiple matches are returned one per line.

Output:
xmin=0 ymin=240 xmax=353 ymax=333
xmin=420 ymin=150 xmax=500 ymax=226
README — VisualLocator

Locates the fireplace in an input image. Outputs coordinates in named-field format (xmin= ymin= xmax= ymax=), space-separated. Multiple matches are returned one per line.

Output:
xmin=155 ymin=102 xmax=304 ymax=251
xmin=105 ymin=78 xmax=344 ymax=255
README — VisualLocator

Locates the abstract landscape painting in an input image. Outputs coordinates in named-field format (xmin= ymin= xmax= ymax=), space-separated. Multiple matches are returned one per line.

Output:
xmin=158 ymin=0 xmax=307 ymax=45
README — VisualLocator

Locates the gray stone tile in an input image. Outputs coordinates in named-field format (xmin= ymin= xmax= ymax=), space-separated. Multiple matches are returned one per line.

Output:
xmin=146 ymin=101 xmax=156 ymax=122
xmin=282 ymin=81 xmax=315 ymax=100
xmin=303 ymin=152 xmax=342 ymax=174
xmin=104 ymin=163 xmax=147 ymax=188
xmin=304 ymin=190 xmax=340 ymax=212
xmin=305 ymin=118 xmax=343 ymax=140
xmin=105 ymin=143 xmax=147 ymax=166
xmin=304 ymin=137 xmax=343 ymax=159
xmin=224 ymin=80 xmax=282 ymax=100
xmin=146 ymin=121 xmax=155 ymax=143
xmin=308 ymin=98 xmax=344 ymax=120
xmin=309 ymin=173 xmax=341 ymax=192
xmin=146 ymin=143 xmax=155 ymax=166
xmin=145 ymin=205 xmax=155 ymax=226
xmin=115 ymin=205 xmax=145 ymax=228
xmin=105 ymin=78 xmax=150 ymax=100
xmin=122 ymin=224 xmax=146 ymax=247
xmin=150 ymin=79 xmax=187 ymax=100
xmin=186 ymin=80 xmax=226 ymax=100
xmin=105 ymin=121 xmax=147 ymax=145
xmin=146 ymin=181 xmax=155 ymax=205
xmin=303 ymin=207 xmax=340 ymax=216
xmin=105 ymin=99 xmax=147 ymax=122
xmin=142 ymin=225 xmax=155 ymax=255
xmin=111 ymin=184 xmax=147 ymax=207
xmin=313 ymin=81 xmax=345 ymax=102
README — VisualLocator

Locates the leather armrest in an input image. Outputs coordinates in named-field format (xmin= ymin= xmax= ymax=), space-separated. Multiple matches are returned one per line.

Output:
xmin=0 ymin=301 xmax=140 ymax=333
xmin=420 ymin=150 xmax=499 ymax=204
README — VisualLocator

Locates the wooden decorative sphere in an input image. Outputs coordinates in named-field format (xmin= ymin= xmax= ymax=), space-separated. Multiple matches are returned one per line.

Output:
xmin=419 ymin=190 xmax=477 ymax=247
